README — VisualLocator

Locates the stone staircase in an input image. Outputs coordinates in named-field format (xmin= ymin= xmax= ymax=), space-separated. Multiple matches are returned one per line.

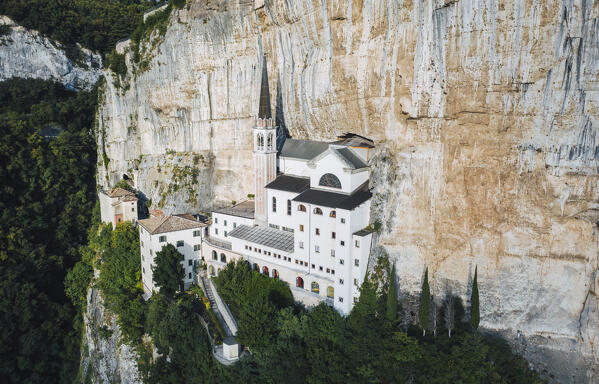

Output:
xmin=199 ymin=271 xmax=232 ymax=337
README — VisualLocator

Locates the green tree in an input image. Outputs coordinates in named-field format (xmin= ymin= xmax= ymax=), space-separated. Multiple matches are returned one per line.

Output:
xmin=385 ymin=263 xmax=398 ymax=324
xmin=237 ymin=295 xmax=278 ymax=351
xmin=419 ymin=268 xmax=431 ymax=336
xmin=152 ymin=244 xmax=184 ymax=298
xmin=470 ymin=266 xmax=480 ymax=331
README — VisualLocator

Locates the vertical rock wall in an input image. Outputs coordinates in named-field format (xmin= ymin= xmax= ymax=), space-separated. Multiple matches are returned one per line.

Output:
xmin=98 ymin=1 xmax=599 ymax=381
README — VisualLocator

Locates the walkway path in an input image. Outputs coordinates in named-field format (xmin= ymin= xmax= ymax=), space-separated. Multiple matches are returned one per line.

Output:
xmin=199 ymin=271 xmax=232 ymax=337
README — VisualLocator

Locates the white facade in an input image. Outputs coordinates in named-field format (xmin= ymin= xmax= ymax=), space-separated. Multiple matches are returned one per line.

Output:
xmin=99 ymin=188 xmax=138 ymax=228
xmin=139 ymin=215 xmax=207 ymax=295
xmin=208 ymin=123 xmax=375 ymax=315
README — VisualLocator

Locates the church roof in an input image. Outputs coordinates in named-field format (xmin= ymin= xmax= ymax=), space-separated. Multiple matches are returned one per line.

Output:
xmin=265 ymin=175 xmax=310 ymax=193
xmin=228 ymin=225 xmax=294 ymax=253
xmin=280 ymin=139 xmax=329 ymax=160
xmin=213 ymin=200 xmax=255 ymax=219
xmin=293 ymin=181 xmax=372 ymax=210
xmin=139 ymin=215 xmax=207 ymax=235
xmin=332 ymin=147 xmax=367 ymax=169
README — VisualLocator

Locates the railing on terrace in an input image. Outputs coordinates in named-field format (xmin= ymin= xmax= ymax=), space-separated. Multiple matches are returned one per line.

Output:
xmin=204 ymin=236 xmax=232 ymax=250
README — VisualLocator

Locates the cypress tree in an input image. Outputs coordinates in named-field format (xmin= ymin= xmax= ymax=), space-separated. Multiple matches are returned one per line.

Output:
xmin=385 ymin=263 xmax=398 ymax=323
xmin=470 ymin=266 xmax=480 ymax=330
xmin=419 ymin=268 xmax=430 ymax=336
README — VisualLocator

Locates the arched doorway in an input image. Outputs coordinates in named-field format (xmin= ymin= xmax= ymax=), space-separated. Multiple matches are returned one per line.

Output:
xmin=263 ymin=266 xmax=269 ymax=275
xmin=327 ymin=286 xmax=334 ymax=298
xmin=209 ymin=265 xmax=215 ymax=276
xmin=212 ymin=250 xmax=217 ymax=260
xmin=311 ymin=281 xmax=320 ymax=294
xmin=272 ymin=269 xmax=279 ymax=279
xmin=220 ymin=253 xmax=226 ymax=263
xmin=296 ymin=277 xmax=304 ymax=289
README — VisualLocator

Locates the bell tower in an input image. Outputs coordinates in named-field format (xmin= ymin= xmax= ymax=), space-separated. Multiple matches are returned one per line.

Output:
xmin=254 ymin=55 xmax=276 ymax=225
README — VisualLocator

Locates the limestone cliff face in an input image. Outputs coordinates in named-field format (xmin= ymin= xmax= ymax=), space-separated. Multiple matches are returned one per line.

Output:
xmin=98 ymin=0 xmax=599 ymax=381
xmin=79 ymin=287 xmax=142 ymax=384
xmin=0 ymin=16 xmax=101 ymax=90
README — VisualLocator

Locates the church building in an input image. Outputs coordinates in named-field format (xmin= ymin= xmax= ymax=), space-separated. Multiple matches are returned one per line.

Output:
xmin=205 ymin=117 xmax=374 ymax=315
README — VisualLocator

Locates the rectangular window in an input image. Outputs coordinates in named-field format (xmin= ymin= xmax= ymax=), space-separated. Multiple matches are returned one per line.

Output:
xmin=188 ymin=272 xmax=192 ymax=279
xmin=340 ymin=240 xmax=345 ymax=246
xmin=331 ymin=232 xmax=336 ymax=239
xmin=299 ymin=224 xmax=304 ymax=232
xmin=354 ymin=259 xmax=359 ymax=267
xmin=354 ymin=297 xmax=359 ymax=304
xmin=315 ymin=228 xmax=320 ymax=235
xmin=132 ymin=208 xmax=135 ymax=212
xmin=331 ymin=249 xmax=335 ymax=257
xmin=224 ymin=220 xmax=227 ymax=226
xmin=176 ymin=240 xmax=184 ymax=247
xmin=188 ymin=260 xmax=192 ymax=266
xmin=354 ymin=278 xmax=358 ymax=286
xmin=311 ymin=264 xmax=315 ymax=269
xmin=295 ymin=260 xmax=299 ymax=264
xmin=234 ymin=223 xmax=237 ymax=228
xmin=319 ymin=266 xmax=323 ymax=271
xmin=299 ymin=241 xmax=304 ymax=249
xmin=315 ymin=245 xmax=319 ymax=253
xmin=339 ymin=279 xmax=344 ymax=284
xmin=215 ymin=228 xmax=219 ymax=235
xmin=224 ymin=231 xmax=228 ymax=237
xmin=339 ymin=297 xmax=343 ymax=303
xmin=282 ymin=226 xmax=294 ymax=233
xmin=355 ymin=240 xmax=360 ymax=248
xmin=142 ymin=267 xmax=145 ymax=274
xmin=150 ymin=250 xmax=153 ymax=256
xmin=340 ymin=259 xmax=344 ymax=265
xmin=341 ymin=218 xmax=346 ymax=224
xmin=326 ymin=268 xmax=330 ymax=273
xmin=287 ymin=200 xmax=292 ymax=215
xmin=194 ymin=244 xmax=201 ymax=251
xmin=193 ymin=230 xmax=201 ymax=237
xmin=331 ymin=269 xmax=335 ymax=275
xmin=245 ymin=245 xmax=248 ymax=250
xmin=159 ymin=235 xmax=166 ymax=242
xmin=215 ymin=218 xmax=218 ymax=224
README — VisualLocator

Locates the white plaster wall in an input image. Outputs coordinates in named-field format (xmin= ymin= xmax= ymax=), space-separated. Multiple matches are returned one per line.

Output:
xmin=140 ymin=226 xmax=204 ymax=295
xmin=280 ymin=157 xmax=310 ymax=176
xmin=211 ymin=212 xmax=254 ymax=240
xmin=266 ymin=189 xmax=299 ymax=229
xmin=99 ymin=193 xmax=114 ymax=227
xmin=310 ymin=152 xmax=352 ymax=193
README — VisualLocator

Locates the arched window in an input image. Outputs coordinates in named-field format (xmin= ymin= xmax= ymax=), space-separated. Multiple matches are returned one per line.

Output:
xmin=313 ymin=207 xmax=323 ymax=215
xmin=267 ymin=133 xmax=273 ymax=150
xmin=327 ymin=286 xmax=334 ymax=298
xmin=273 ymin=269 xmax=279 ymax=279
xmin=253 ymin=263 xmax=259 ymax=271
xmin=319 ymin=173 xmax=342 ymax=189
xmin=287 ymin=200 xmax=291 ymax=215
xmin=217 ymin=268 xmax=221 ymax=274
xmin=272 ymin=196 xmax=277 ymax=213
xmin=220 ymin=253 xmax=226 ymax=263
xmin=296 ymin=277 xmax=304 ymax=289
xmin=209 ymin=265 xmax=215 ymax=276
xmin=257 ymin=133 xmax=264 ymax=149
xmin=263 ymin=266 xmax=269 ymax=275
xmin=311 ymin=281 xmax=320 ymax=294
xmin=212 ymin=250 xmax=217 ymax=260
xmin=329 ymin=210 xmax=336 ymax=218
xmin=298 ymin=204 xmax=306 ymax=212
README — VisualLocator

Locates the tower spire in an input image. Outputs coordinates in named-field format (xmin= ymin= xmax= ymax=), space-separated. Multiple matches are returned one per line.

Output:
xmin=258 ymin=55 xmax=272 ymax=119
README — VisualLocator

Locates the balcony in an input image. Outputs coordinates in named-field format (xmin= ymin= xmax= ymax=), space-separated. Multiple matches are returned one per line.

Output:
xmin=204 ymin=236 xmax=232 ymax=250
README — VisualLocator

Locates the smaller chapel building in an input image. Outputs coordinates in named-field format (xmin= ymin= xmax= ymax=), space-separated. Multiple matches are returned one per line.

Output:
xmin=99 ymin=187 xmax=139 ymax=228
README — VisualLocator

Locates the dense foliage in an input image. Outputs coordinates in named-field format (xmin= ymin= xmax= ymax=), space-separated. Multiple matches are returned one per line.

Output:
xmin=97 ymin=223 xmax=146 ymax=343
xmin=0 ymin=78 xmax=97 ymax=383
xmin=0 ymin=0 xmax=162 ymax=57
xmin=213 ymin=260 xmax=544 ymax=384
xmin=152 ymin=243 xmax=184 ymax=297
